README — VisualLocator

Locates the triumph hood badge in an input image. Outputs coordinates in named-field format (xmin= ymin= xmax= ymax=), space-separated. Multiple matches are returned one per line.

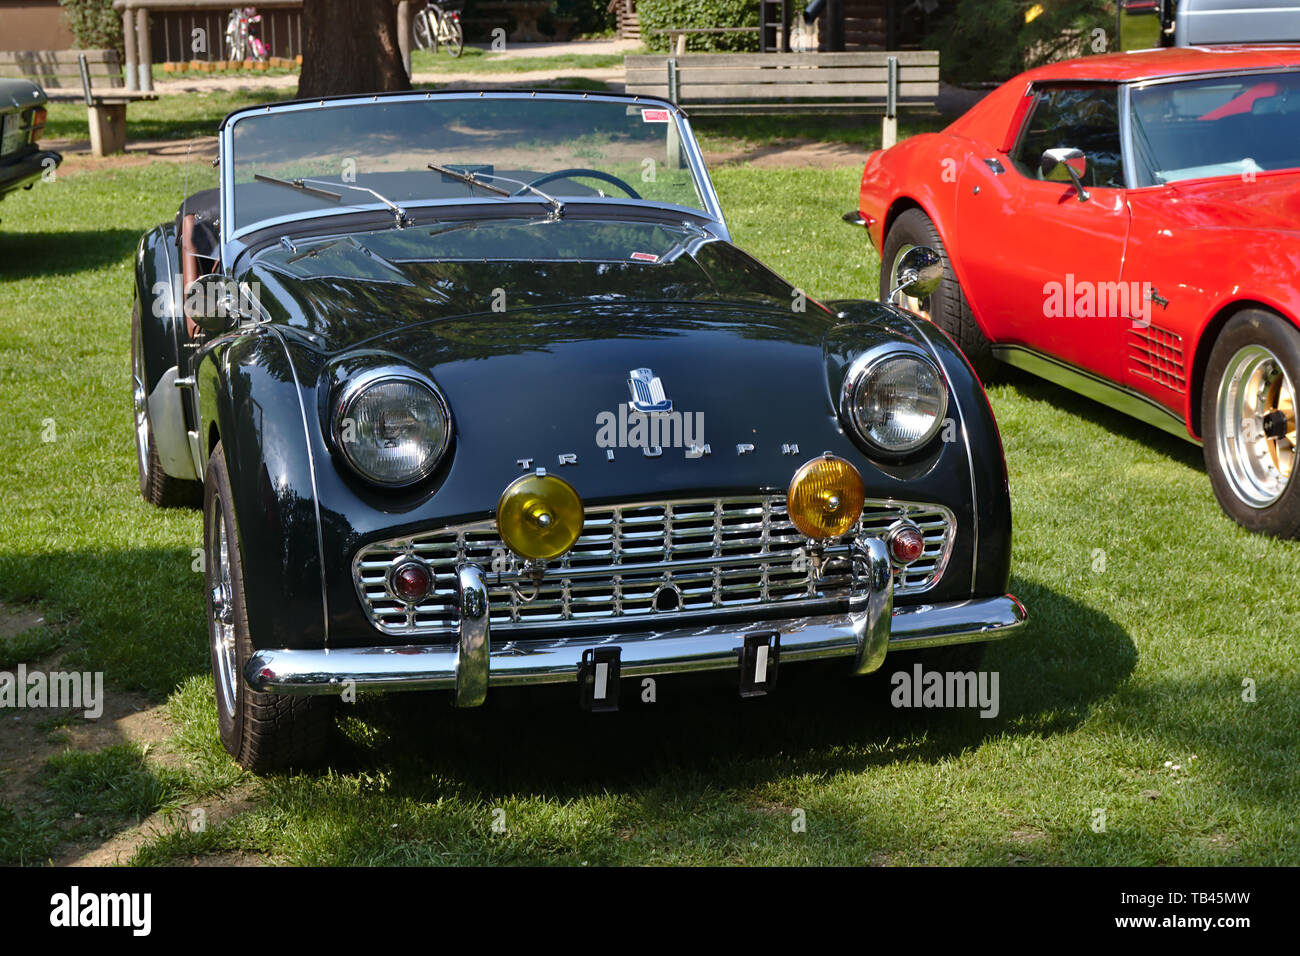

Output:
xmin=627 ymin=367 xmax=672 ymax=413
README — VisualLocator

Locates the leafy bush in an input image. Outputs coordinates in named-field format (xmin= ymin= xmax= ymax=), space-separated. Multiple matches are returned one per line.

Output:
xmin=59 ymin=0 xmax=125 ymax=62
xmin=638 ymin=0 xmax=760 ymax=53
xmin=556 ymin=0 xmax=618 ymax=37
xmin=928 ymin=0 xmax=1112 ymax=86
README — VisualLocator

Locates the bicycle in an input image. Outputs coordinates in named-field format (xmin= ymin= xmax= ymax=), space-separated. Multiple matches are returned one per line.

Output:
xmin=225 ymin=7 xmax=268 ymax=62
xmin=412 ymin=2 xmax=464 ymax=57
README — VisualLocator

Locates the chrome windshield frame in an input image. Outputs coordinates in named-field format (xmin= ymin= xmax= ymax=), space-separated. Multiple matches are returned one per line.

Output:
xmin=217 ymin=90 xmax=729 ymax=251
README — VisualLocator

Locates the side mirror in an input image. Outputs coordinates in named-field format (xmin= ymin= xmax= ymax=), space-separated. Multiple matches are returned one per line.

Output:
xmin=888 ymin=245 xmax=944 ymax=304
xmin=1041 ymin=147 xmax=1091 ymax=201
xmin=183 ymin=275 xmax=253 ymax=334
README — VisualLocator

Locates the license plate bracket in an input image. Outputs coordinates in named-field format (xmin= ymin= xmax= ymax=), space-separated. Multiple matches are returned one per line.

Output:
xmin=578 ymin=646 xmax=621 ymax=712
xmin=739 ymin=631 xmax=779 ymax=697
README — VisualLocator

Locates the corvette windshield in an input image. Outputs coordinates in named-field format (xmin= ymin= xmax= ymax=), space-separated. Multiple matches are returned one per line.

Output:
xmin=224 ymin=95 xmax=707 ymax=233
xmin=1130 ymin=72 xmax=1300 ymax=186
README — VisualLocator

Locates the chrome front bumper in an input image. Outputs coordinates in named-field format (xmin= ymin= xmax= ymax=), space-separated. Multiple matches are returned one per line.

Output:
xmin=245 ymin=541 xmax=1027 ymax=701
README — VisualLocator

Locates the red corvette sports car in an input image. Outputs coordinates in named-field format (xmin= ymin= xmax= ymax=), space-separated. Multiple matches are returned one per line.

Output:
xmin=850 ymin=46 xmax=1300 ymax=536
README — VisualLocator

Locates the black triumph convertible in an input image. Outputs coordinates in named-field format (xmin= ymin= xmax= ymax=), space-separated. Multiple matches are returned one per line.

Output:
xmin=131 ymin=90 xmax=1026 ymax=770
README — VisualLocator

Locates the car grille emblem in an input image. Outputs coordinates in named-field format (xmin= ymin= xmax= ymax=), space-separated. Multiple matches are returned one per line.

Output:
xmin=627 ymin=367 xmax=672 ymax=413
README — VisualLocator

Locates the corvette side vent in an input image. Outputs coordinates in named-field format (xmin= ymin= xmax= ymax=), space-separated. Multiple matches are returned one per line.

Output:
xmin=1128 ymin=324 xmax=1186 ymax=393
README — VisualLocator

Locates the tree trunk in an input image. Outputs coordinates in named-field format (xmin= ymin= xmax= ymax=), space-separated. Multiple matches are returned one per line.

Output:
xmin=297 ymin=0 xmax=411 ymax=99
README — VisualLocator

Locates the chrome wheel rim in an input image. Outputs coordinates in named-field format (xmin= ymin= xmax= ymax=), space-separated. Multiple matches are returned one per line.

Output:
xmin=1216 ymin=344 xmax=1297 ymax=508
xmin=890 ymin=242 xmax=933 ymax=319
xmin=210 ymin=500 xmax=239 ymax=716
xmin=131 ymin=329 xmax=151 ymax=477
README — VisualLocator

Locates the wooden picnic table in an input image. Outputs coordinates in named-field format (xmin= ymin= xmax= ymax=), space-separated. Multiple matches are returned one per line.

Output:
xmin=658 ymin=27 xmax=761 ymax=56
xmin=479 ymin=0 xmax=551 ymax=43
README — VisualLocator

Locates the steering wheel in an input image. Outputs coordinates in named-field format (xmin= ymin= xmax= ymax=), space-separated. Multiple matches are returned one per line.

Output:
xmin=513 ymin=168 xmax=642 ymax=200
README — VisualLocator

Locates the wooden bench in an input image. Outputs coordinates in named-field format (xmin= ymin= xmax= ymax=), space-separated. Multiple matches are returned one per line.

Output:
xmin=624 ymin=51 xmax=939 ymax=148
xmin=0 ymin=50 xmax=158 ymax=156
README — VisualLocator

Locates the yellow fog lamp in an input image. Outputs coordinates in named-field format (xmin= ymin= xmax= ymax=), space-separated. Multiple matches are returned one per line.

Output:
xmin=496 ymin=470 xmax=584 ymax=562
xmin=787 ymin=454 xmax=865 ymax=539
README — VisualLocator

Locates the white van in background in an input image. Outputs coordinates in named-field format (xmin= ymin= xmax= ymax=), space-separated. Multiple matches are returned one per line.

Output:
xmin=1119 ymin=0 xmax=1300 ymax=49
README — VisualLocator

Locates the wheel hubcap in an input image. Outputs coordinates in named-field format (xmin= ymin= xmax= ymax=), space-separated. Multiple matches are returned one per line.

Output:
xmin=132 ymin=331 xmax=151 ymax=475
xmin=1216 ymin=344 xmax=1297 ymax=508
xmin=210 ymin=501 xmax=239 ymax=715
xmin=890 ymin=242 xmax=933 ymax=320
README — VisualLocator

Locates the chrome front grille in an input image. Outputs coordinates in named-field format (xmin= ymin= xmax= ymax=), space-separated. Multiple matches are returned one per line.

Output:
xmin=353 ymin=496 xmax=956 ymax=637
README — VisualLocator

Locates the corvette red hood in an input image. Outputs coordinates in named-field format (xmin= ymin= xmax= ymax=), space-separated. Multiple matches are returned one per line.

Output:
xmin=1159 ymin=172 xmax=1300 ymax=235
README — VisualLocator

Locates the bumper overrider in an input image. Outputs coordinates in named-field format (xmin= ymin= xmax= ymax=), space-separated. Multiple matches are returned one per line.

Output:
xmin=245 ymin=539 xmax=1026 ymax=704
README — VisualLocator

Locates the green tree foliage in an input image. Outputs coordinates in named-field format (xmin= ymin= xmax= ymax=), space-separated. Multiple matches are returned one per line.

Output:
xmin=929 ymin=0 xmax=1113 ymax=85
xmin=58 ymin=0 xmax=126 ymax=62
xmin=637 ymin=0 xmax=761 ymax=53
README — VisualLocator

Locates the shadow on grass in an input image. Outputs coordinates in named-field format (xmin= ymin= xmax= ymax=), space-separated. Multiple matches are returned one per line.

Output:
xmin=0 ymin=228 xmax=144 ymax=280
xmin=325 ymin=577 xmax=1135 ymax=802
xmin=998 ymin=369 xmax=1204 ymax=472
xmin=0 ymin=547 xmax=208 ymax=699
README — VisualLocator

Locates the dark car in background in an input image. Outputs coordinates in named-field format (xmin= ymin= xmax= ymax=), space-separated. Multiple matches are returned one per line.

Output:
xmin=131 ymin=90 xmax=1026 ymax=770
xmin=0 ymin=79 xmax=60 ymax=206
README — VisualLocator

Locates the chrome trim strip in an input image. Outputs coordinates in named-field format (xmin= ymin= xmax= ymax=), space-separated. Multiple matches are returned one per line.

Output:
xmin=1119 ymin=82 xmax=1138 ymax=191
xmin=454 ymin=564 xmax=489 ymax=707
xmin=243 ymin=594 xmax=1027 ymax=695
xmin=263 ymin=325 xmax=332 ymax=646
xmin=992 ymin=344 xmax=1197 ymax=443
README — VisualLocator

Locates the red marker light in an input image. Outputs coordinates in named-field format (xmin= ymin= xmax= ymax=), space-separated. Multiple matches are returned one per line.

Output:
xmin=391 ymin=561 xmax=432 ymax=602
xmin=887 ymin=524 xmax=926 ymax=565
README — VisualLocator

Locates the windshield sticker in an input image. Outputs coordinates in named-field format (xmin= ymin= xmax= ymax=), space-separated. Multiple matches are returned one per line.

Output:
xmin=641 ymin=108 xmax=671 ymax=123
xmin=630 ymin=252 xmax=659 ymax=262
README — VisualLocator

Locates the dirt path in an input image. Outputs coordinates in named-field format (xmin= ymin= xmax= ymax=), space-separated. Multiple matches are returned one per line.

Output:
xmin=45 ymin=131 xmax=867 ymax=174
xmin=1 ymin=601 xmax=266 ymax=866
xmin=150 ymin=67 xmax=623 ymax=95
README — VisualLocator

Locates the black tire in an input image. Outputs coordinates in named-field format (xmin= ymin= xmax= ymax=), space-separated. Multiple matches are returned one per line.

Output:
xmin=880 ymin=207 xmax=999 ymax=383
xmin=205 ymin=443 xmax=334 ymax=771
xmin=131 ymin=303 xmax=200 ymax=508
xmin=1201 ymin=310 xmax=1300 ymax=538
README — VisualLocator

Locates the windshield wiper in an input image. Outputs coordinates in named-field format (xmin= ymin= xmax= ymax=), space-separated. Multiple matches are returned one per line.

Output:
xmin=427 ymin=162 xmax=565 ymax=219
xmin=254 ymin=173 xmax=411 ymax=227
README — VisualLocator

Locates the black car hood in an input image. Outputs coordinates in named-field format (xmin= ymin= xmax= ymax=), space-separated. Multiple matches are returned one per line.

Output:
xmin=238 ymin=216 xmax=943 ymax=511
xmin=244 ymin=216 xmax=807 ymax=352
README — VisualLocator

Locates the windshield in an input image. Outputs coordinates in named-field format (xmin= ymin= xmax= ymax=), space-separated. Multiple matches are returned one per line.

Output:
xmin=223 ymin=94 xmax=709 ymax=235
xmin=1130 ymin=71 xmax=1300 ymax=186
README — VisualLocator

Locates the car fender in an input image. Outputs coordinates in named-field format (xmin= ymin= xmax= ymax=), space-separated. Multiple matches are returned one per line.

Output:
xmin=134 ymin=224 xmax=199 ymax=481
xmin=824 ymin=300 xmax=1012 ymax=597
xmin=196 ymin=328 xmax=328 ymax=651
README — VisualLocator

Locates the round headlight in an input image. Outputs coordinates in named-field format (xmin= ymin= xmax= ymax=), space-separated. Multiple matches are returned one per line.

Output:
xmin=497 ymin=472 xmax=584 ymax=562
xmin=334 ymin=375 xmax=451 ymax=486
xmin=841 ymin=348 xmax=948 ymax=454
xmin=787 ymin=454 xmax=865 ymax=539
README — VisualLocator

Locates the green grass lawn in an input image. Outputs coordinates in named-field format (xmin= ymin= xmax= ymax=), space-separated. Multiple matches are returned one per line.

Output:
xmin=1 ymin=144 xmax=1297 ymax=865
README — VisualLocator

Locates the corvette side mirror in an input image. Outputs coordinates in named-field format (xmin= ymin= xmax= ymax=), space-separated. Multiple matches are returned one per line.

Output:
xmin=1041 ymin=147 xmax=1091 ymax=201
xmin=888 ymin=245 xmax=944 ymax=304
